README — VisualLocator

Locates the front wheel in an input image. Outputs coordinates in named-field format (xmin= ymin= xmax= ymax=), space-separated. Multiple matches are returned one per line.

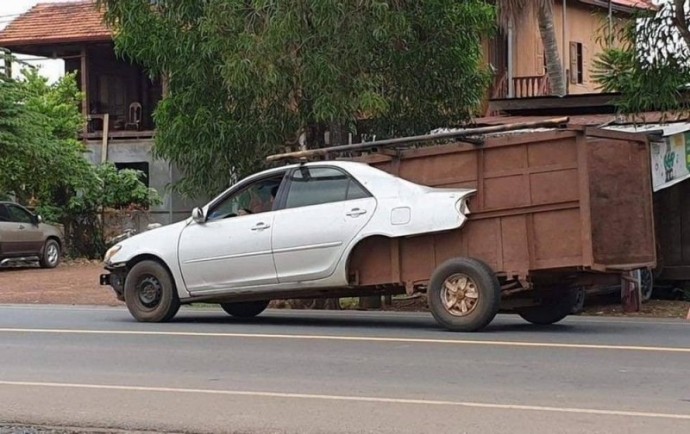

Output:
xmin=427 ymin=257 xmax=501 ymax=332
xmin=220 ymin=300 xmax=269 ymax=318
xmin=124 ymin=260 xmax=180 ymax=322
xmin=39 ymin=239 xmax=61 ymax=268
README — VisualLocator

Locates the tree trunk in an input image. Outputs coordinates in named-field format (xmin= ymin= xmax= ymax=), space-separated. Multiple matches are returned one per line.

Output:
xmin=537 ymin=2 xmax=566 ymax=96
xmin=328 ymin=121 xmax=348 ymax=147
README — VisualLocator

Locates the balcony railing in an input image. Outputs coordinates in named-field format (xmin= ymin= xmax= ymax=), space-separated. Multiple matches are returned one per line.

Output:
xmin=490 ymin=73 xmax=551 ymax=99
xmin=513 ymin=75 xmax=550 ymax=98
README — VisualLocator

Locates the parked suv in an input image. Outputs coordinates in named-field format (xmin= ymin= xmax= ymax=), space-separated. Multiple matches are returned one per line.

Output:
xmin=0 ymin=202 xmax=63 ymax=268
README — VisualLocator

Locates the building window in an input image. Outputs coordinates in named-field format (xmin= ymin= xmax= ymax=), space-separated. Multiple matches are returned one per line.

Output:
xmin=115 ymin=162 xmax=150 ymax=188
xmin=569 ymin=42 xmax=584 ymax=85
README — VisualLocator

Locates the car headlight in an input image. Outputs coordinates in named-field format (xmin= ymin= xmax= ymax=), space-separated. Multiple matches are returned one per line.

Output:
xmin=104 ymin=245 xmax=122 ymax=263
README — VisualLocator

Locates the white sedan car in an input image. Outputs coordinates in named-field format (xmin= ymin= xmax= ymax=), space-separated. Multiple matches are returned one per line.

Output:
xmin=101 ymin=161 xmax=474 ymax=324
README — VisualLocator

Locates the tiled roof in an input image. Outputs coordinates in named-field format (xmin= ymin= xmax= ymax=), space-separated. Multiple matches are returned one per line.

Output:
xmin=0 ymin=0 xmax=656 ymax=50
xmin=0 ymin=1 xmax=111 ymax=47
xmin=610 ymin=0 xmax=656 ymax=10
xmin=474 ymin=112 xmax=688 ymax=127
xmin=579 ymin=0 xmax=657 ymax=12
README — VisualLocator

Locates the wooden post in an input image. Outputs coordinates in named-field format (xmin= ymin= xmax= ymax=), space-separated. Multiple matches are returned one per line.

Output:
xmin=80 ymin=46 xmax=89 ymax=139
xmin=101 ymin=113 xmax=109 ymax=163
xmin=621 ymin=270 xmax=641 ymax=313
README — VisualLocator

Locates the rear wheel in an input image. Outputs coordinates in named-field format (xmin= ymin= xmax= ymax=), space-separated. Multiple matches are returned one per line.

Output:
xmin=517 ymin=288 xmax=579 ymax=325
xmin=39 ymin=239 xmax=60 ymax=268
xmin=427 ymin=257 xmax=501 ymax=332
xmin=640 ymin=269 xmax=654 ymax=302
xmin=124 ymin=260 xmax=180 ymax=322
xmin=220 ymin=300 xmax=269 ymax=318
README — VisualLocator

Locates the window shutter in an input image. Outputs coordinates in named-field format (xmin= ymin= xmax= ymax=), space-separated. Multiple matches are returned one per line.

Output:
xmin=582 ymin=43 xmax=589 ymax=84
xmin=569 ymin=42 xmax=578 ymax=84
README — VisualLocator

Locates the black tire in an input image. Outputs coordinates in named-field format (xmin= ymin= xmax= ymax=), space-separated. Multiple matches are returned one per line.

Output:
xmin=220 ymin=300 xmax=269 ymax=318
xmin=124 ymin=260 xmax=180 ymax=322
xmin=39 ymin=239 xmax=61 ymax=269
xmin=427 ymin=257 xmax=501 ymax=332
xmin=517 ymin=288 xmax=579 ymax=325
xmin=571 ymin=288 xmax=586 ymax=314
xmin=640 ymin=269 xmax=654 ymax=303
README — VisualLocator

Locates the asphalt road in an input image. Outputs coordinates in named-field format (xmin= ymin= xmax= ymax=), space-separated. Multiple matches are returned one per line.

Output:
xmin=0 ymin=305 xmax=689 ymax=434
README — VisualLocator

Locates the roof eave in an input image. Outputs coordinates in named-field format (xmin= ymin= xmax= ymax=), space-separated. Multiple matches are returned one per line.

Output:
xmin=577 ymin=0 xmax=657 ymax=15
xmin=0 ymin=34 xmax=112 ymax=49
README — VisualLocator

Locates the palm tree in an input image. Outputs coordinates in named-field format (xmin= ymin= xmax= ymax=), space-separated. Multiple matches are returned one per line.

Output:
xmin=497 ymin=0 xmax=566 ymax=96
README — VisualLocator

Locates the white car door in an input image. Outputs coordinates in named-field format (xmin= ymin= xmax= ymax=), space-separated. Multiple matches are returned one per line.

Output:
xmin=178 ymin=173 xmax=285 ymax=294
xmin=272 ymin=166 xmax=376 ymax=283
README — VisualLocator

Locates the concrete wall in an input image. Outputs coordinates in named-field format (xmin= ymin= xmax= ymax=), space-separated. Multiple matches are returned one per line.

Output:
xmin=84 ymin=138 xmax=206 ymax=226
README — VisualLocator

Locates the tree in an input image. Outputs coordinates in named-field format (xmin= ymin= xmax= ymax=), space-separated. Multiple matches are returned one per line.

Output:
xmin=592 ymin=1 xmax=689 ymax=114
xmin=99 ymin=0 xmax=496 ymax=196
xmin=496 ymin=0 xmax=566 ymax=96
xmin=0 ymin=69 xmax=92 ymax=206
xmin=0 ymin=69 xmax=160 ymax=257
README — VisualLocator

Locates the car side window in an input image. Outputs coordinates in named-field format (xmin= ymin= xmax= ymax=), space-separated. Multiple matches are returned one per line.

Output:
xmin=0 ymin=205 xmax=10 ymax=222
xmin=207 ymin=174 xmax=284 ymax=222
xmin=7 ymin=205 xmax=33 ymax=224
xmin=284 ymin=167 xmax=370 ymax=209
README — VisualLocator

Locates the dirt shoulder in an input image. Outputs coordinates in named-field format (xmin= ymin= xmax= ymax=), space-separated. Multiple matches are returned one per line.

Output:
xmin=581 ymin=298 xmax=690 ymax=319
xmin=0 ymin=261 xmax=121 ymax=306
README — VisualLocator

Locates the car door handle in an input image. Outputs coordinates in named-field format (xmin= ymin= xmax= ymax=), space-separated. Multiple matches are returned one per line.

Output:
xmin=18 ymin=225 xmax=25 ymax=230
xmin=251 ymin=223 xmax=270 ymax=231
xmin=346 ymin=208 xmax=367 ymax=217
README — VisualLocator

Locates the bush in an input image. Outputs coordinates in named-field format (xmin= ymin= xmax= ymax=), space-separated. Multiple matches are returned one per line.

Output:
xmin=1 ymin=69 xmax=159 ymax=258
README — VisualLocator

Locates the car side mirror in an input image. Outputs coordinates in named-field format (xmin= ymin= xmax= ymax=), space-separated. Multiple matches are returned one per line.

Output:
xmin=37 ymin=215 xmax=43 ymax=224
xmin=32 ymin=214 xmax=42 ymax=225
xmin=191 ymin=207 xmax=206 ymax=224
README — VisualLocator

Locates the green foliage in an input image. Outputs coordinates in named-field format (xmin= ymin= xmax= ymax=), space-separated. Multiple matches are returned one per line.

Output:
xmin=0 ymin=69 xmax=160 ymax=258
xmin=592 ymin=4 xmax=690 ymax=115
xmin=0 ymin=69 xmax=91 ymax=205
xmin=99 ymin=0 xmax=495 ymax=196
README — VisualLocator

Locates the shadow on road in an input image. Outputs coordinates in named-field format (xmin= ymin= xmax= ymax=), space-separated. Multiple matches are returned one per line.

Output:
xmin=135 ymin=310 xmax=584 ymax=334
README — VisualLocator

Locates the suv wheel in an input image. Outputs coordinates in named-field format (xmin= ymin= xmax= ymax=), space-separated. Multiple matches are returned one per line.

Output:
xmin=40 ymin=239 xmax=61 ymax=269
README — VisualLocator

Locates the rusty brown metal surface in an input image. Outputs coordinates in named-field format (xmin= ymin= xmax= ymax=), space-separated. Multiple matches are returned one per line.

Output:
xmin=587 ymin=136 xmax=656 ymax=270
xmin=656 ymin=180 xmax=690 ymax=280
xmin=348 ymin=128 xmax=656 ymax=287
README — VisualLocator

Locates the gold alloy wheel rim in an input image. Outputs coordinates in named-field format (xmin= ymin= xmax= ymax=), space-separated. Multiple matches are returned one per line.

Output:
xmin=441 ymin=273 xmax=480 ymax=316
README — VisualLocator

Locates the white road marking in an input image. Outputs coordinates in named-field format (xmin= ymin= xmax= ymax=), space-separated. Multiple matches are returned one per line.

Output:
xmin=0 ymin=327 xmax=688 ymax=353
xmin=1 ymin=380 xmax=689 ymax=421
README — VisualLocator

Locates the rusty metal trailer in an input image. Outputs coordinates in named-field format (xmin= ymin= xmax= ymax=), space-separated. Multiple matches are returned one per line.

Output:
xmin=269 ymin=122 xmax=657 ymax=331
xmin=655 ymin=180 xmax=690 ymax=282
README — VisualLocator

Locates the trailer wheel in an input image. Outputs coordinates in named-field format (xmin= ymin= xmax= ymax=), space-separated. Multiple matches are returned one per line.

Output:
xmin=517 ymin=288 xmax=579 ymax=325
xmin=571 ymin=288 xmax=586 ymax=314
xmin=640 ymin=269 xmax=654 ymax=303
xmin=428 ymin=257 xmax=501 ymax=332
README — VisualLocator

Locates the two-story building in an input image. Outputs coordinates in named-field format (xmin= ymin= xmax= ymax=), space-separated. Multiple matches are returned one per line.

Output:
xmin=0 ymin=0 xmax=201 ymax=226
xmin=485 ymin=0 xmax=653 ymax=101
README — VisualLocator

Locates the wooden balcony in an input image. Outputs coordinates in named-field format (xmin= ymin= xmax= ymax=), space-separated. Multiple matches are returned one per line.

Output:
xmin=490 ymin=73 xmax=551 ymax=99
